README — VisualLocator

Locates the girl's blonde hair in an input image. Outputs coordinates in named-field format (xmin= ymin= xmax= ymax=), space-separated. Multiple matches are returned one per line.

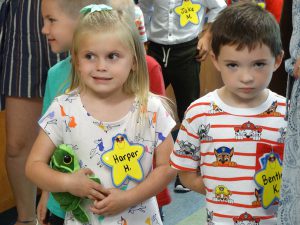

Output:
xmin=55 ymin=0 xmax=109 ymax=18
xmin=70 ymin=8 xmax=150 ymax=119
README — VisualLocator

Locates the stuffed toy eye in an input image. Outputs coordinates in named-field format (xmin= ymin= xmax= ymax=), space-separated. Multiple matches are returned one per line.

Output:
xmin=64 ymin=155 xmax=72 ymax=164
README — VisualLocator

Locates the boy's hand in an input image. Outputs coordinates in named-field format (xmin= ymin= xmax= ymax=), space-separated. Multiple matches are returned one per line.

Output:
xmin=37 ymin=191 xmax=49 ymax=225
xmin=89 ymin=188 xmax=129 ymax=216
xmin=197 ymin=35 xmax=211 ymax=62
xmin=65 ymin=168 xmax=109 ymax=200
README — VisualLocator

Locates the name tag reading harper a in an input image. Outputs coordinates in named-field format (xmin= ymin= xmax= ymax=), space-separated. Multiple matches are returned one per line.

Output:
xmin=101 ymin=134 xmax=145 ymax=187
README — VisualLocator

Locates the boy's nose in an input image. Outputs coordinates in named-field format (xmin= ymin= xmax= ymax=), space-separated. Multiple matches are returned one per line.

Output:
xmin=41 ymin=24 xmax=48 ymax=35
xmin=240 ymin=70 xmax=254 ymax=83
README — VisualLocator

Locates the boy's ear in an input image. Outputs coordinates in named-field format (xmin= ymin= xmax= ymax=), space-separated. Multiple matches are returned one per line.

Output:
xmin=273 ymin=50 xmax=284 ymax=71
xmin=210 ymin=51 xmax=221 ymax=72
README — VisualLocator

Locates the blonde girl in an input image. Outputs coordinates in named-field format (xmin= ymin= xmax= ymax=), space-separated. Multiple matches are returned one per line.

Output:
xmin=26 ymin=5 xmax=176 ymax=225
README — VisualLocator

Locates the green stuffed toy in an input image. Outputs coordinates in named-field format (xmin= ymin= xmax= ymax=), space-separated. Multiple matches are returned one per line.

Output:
xmin=50 ymin=144 xmax=100 ymax=223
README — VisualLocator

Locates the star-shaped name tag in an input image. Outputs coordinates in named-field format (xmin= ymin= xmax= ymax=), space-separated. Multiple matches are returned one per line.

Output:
xmin=101 ymin=134 xmax=145 ymax=187
xmin=174 ymin=0 xmax=201 ymax=27
xmin=254 ymin=152 xmax=282 ymax=208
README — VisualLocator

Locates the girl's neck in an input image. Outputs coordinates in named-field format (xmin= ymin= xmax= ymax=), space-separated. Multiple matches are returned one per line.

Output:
xmin=80 ymin=90 xmax=135 ymax=122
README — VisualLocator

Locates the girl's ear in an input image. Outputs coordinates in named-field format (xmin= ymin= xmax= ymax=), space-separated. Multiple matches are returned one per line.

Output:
xmin=210 ymin=51 xmax=221 ymax=72
xmin=273 ymin=50 xmax=284 ymax=72
xmin=131 ymin=56 xmax=137 ymax=71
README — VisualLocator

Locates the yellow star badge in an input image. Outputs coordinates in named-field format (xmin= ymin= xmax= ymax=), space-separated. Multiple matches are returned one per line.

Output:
xmin=174 ymin=0 xmax=201 ymax=27
xmin=101 ymin=134 xmax=145 ymax=187
xmin=254 ymin=153 xmax=282 ymax=208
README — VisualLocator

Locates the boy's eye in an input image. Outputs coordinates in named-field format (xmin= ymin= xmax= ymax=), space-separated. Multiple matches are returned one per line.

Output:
xmin=108 ymin=53 xmax=119 ymax=60
xmin=48 ymin=18 xmax=56 ymax=23
xmin=254 ymin=62 xmax=266 ymax=68
xmin=226 ymin=63 xmax=238 ymax=69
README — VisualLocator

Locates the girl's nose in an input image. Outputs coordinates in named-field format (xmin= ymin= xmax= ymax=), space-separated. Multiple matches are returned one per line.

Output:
xmin=96 ymin=59 xmax=107 ymax=71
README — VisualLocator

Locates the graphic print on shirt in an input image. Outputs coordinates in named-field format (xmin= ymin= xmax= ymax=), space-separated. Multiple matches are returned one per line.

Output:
xmin=60 ymin=105 xmax=77 ymax=132
xmin=212 ymin=146 xmax=237 ymax=167
xmin=234 ymin=121 xmax=262 ymax=140
xmin=258 ymin=101 xmax=282 ymax=116
xmin=252 ymin=188 xmax=262 ymax=206
xmin=89 ymin=138 xmax=105 ymax=165
xmin=174 ymin=0 xmax=201 ymax=27
xmin=145 ymin=213 xmax=160 ymax=225
xmin=213 ymin=185 xmax=234 ymax=203
xmin=40 ymin=111 xmax=57 ymax=135
xmin=101 ymin=134 xmax=145 ymax=187
xmin=209 ymin=102 xmax=223 ymax=114
xmin=198 ymin=124 xmax=213 ymax=141
xmin=232 ymin=212 xmax=261 ymax=225
xmin=277 ymin=127 xmax=286 ymax=143
xmin=206 ymin=209 xmax=215 ymax=225
xmin=175 ymin=139 xmax=200 ymax=160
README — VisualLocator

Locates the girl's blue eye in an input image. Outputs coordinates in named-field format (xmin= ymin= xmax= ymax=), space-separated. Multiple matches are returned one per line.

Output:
xmin=108 ymin=53 xmax=119 ymax=60
xmin=85 ymin=53 xmax=94 ymax=60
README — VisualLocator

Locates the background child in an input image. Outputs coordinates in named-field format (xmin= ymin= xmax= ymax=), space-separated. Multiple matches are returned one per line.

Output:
xmin=139 ymin=0 xmax=227 ymax=193
xmin=37 ymin=0 xmax=108 ymax=224
xmin=26 ymin=5 xmax=176 ymax=225
xmin=170 ymin=2 xmax=286 ymax=224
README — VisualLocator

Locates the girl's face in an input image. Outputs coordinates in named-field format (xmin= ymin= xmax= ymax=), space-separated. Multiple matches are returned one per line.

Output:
xmin=76 ymin=31 xmax=136 ymax=99
xmin=41 ymin=0 xmax=78 ymax=53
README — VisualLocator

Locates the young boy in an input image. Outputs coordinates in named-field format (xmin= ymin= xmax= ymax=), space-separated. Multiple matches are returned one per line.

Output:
xmin=37 ymin=1 xmax=108 ymax=224
xmin=170 ymin=2 xmax=287 ymax=225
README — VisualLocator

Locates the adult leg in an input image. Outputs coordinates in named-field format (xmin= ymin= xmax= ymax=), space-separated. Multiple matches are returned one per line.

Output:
xmin=5 ymin=97 xmax=42 ymax=225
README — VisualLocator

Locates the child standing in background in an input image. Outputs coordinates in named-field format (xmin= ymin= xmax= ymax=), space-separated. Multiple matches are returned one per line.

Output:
xmin=139 ymin=0 xmax=227 ymax=193
xmin=170 ymin=2 xmax=286 ymax=224
xmin=37 ymin=1 xmax=108 ymax=224
xmin=26 ymin=5 xmax=176 ymax=225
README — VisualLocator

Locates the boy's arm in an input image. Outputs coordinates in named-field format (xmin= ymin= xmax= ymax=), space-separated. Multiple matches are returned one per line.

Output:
xmin=178 ymin=170 xmax=205 ymax=195
xmin=197 ymin=23 xmax=212 ymax=62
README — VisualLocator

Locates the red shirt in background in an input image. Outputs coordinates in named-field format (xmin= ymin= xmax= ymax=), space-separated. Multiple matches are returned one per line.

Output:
xmin=227 ymin=0 xmax=283 ymax=23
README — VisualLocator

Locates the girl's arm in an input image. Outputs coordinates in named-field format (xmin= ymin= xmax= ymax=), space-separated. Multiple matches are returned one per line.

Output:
xmin=25 ymin=130 xmax=108 ymax=199
xmin=90 ymin=134 xmax=177 ymax=215
xmin=178 ymin=170 xmax=205 ymax=195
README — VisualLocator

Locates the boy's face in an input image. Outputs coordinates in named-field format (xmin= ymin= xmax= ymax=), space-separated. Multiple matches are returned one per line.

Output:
xmin=211 ymin=44 xmax=283 ymax=107
xmin=41 ymin=0 xmax=78 ymax=53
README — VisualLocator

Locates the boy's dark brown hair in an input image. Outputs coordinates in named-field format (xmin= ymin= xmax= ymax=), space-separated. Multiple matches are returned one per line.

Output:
xmin=211 ymin=2 xmax=282 ymax=58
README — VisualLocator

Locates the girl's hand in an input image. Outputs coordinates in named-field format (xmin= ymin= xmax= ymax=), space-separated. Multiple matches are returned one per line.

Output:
xmin=37 ymin=191 xmax=49 ymax=225
xmin=65 ymin=168 xmax=110 ymax=200
xmin=293 ymin=58 xmax=300 ymax=79
xmin=89 ymin=188 xmax=129 ymax=216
